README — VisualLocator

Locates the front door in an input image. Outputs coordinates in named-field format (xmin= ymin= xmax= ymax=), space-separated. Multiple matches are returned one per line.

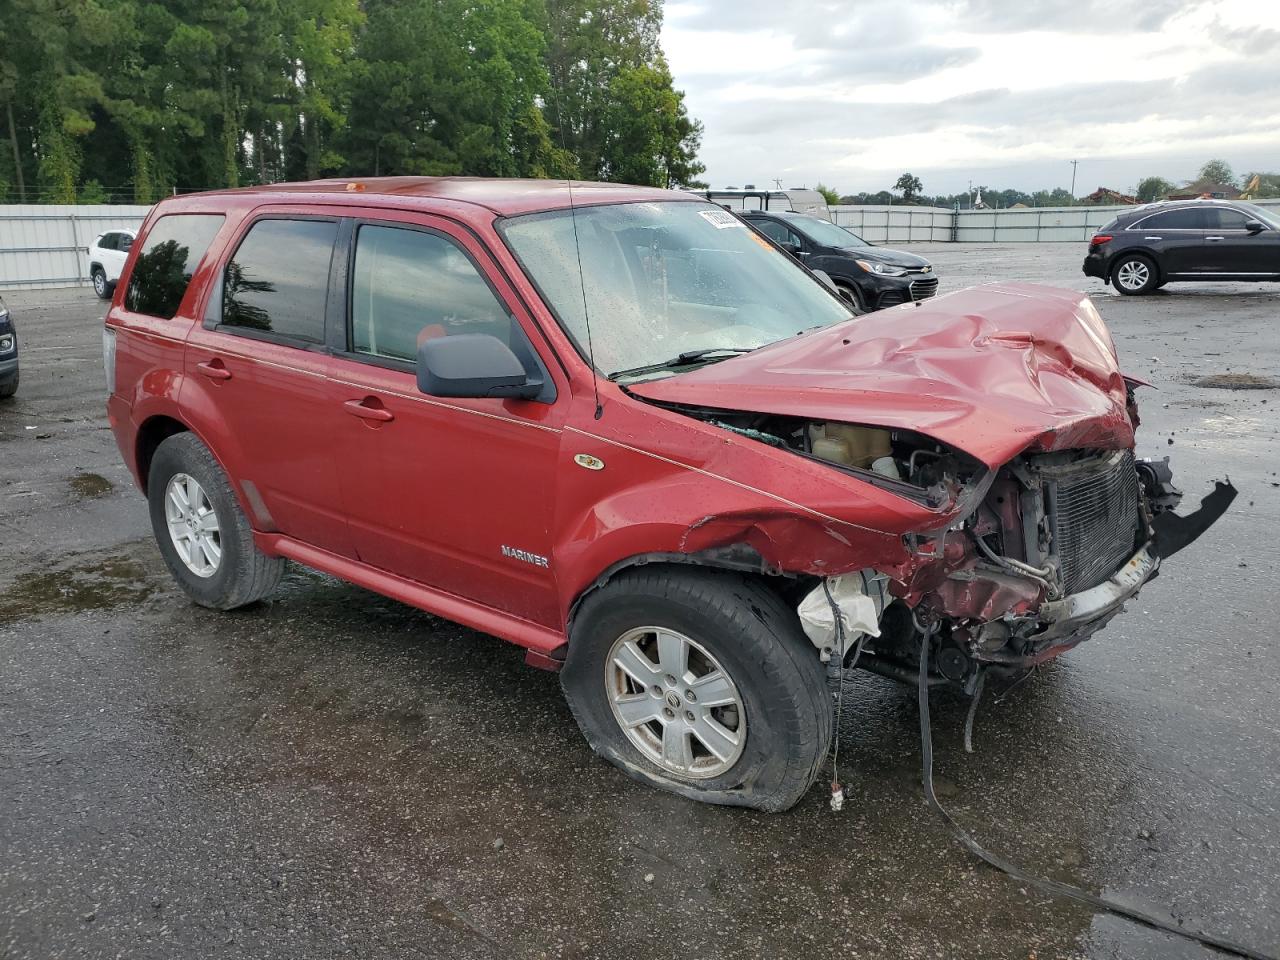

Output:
xmin=1201 ymin=207 xmax=1280 ymax=278
xmin=1130 ymin=207 xmax=1207 ymax=276
xmin=326 ymin=214 xmax=565 ymax=628
xmin=183 ymin=213 xmax=356 ymax=558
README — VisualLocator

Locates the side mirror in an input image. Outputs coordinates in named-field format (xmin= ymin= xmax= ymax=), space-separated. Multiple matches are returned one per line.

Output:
xmin=417 ymin=334 xmax=541 ymax=400
xmin=1244 ymin=219 xmax=1265 ymax=234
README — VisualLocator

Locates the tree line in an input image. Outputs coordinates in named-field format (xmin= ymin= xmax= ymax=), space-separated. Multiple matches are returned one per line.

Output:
xmin=826 ymin=160 xmax=1280 ymax=209
xmin=0 ymin=0 xmax=706 ymax=204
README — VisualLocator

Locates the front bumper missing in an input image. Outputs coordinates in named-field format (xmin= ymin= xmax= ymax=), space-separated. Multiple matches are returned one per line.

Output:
xmin=979 ymin=479 xmax=1237 ymax=666
xmin=1029 ymin=543 xmax=1158 ymax=647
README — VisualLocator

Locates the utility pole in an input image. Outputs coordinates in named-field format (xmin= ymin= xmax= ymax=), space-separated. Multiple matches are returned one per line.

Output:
xmin=1069 ymin=159 xmax=1078 ymax=200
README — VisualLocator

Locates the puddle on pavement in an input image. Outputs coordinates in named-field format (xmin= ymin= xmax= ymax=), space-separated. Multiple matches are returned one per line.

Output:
xmin=0 ymin=554 xmax=156 ymax=625
xmin=68 ymin=472 xmax=114 ymax=498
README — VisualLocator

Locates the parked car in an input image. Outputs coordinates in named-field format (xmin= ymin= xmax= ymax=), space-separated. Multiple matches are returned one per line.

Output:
xmin=1083 ymin=199 xmax=1280 ymax=295
xmin=740 ymin=210 xmax=938 ymax=311
xmin=87 ymin=229 xmax=136 ymax=299
xmin=104 ymin=179 xmax=1227 ymax=812
xmin=0 ymin=296 xmax=17 ymax=398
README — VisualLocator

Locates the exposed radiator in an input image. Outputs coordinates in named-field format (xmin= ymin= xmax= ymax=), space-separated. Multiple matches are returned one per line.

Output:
xmin=1045 ymin=450 xmax=1141 ymax=594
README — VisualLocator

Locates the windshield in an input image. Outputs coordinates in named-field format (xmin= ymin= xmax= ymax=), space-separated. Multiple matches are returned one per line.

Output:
xmin=1240 ymin=202 xmax=1280 ymax=230
xmin=788 ymin=215 xmax=870 ymax=248
xmin=501 ymin=201 xmax=854 ymax=378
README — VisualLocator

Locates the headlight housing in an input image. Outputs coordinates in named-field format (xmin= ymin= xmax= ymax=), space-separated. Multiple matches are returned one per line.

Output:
xmin=855 ymin=259 xmax=908 ymax=277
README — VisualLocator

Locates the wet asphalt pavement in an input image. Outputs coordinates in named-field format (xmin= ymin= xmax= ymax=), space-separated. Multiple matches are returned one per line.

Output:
xmin=1 ymin=247 xmax=1278 ymax=959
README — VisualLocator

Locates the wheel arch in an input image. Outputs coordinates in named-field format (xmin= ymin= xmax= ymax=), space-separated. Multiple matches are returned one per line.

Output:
xmin=565 ymin=549 xmax=812 ymax=643
xmin=134 ymin=414 xmax=190 ymax=495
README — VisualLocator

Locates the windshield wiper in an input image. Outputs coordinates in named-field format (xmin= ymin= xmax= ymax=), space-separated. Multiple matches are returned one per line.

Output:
xmin=609 ymin=347 xmax=755 ymax=381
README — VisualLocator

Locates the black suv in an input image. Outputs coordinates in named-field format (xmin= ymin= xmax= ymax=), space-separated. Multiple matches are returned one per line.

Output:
xmin=0 ymin=296 xmax=17 ymax=398
xmin=1083 ymin=200 xmax=1280 ymax=295
xmin=740 ymin=211 xmax=937 ymax=311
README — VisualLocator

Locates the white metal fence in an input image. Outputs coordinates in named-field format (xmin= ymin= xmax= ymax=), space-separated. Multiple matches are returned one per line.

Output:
xmin=833 ymin=199 xmax=1280 ymax=244
xmin=3 ymin=198 xmax=1280 ymax=289
xmin=830 ymin=205 xmax=953 ymax=243
xmin=0 ymin=205 xmax=150 ymax=291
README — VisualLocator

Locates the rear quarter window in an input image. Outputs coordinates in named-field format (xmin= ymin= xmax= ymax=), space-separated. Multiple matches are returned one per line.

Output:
xmin=126 ymin=214 xmax=225 ymax=318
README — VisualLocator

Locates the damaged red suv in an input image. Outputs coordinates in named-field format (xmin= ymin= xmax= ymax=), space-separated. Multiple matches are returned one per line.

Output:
xmin=104 ymin=178 xmax=1230 ymax=811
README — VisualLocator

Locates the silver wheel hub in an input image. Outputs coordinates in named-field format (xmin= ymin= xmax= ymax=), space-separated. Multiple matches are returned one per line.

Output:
xmin=1117 ymin=260 xmax=1149 ymax=290
xmin=164 ymin=473 xmax=222 ymax=578
xmin=605 ymin=626 xmax=746 ymax=779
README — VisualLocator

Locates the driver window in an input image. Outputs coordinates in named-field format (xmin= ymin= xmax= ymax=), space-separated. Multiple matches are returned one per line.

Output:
xmin=351 ymin=224 xmax=514 ymax=363
xmin=751 ymin=220 xmax=799 ymax=246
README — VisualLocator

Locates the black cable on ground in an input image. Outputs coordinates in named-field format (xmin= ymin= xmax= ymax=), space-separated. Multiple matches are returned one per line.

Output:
xmin=916 ymin=630 xmax=1276 ymax=960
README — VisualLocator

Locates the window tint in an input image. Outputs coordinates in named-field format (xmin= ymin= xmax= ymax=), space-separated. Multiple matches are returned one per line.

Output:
xmin=119 ymin=233 xmax=134 ymax=252
xmin=98 ymin=233 xmax=118 ymax=251
xmin=351 ymin=224 xmax=513 ymax=363
xmin=1205 ymin=208 xmax=1250 ymax=230
xmin=1140 ymin=208 xmax=1206 ymax=229
xmin=222 ymin=219 xmax=337 ymax=343
xmin=125 ymin=214 xmax=224 ymax=318
xmin=751 ymin=219 xmax=798 ymax=245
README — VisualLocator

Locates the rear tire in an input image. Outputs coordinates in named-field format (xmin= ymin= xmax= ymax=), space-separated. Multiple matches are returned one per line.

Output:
xmin=562 ymin=568 xmax=831 ymax=812
xmin=147 ymin=432 xmax=285 ymax=609
xmin=1111 ymin=254 xmax=1158 ymax=295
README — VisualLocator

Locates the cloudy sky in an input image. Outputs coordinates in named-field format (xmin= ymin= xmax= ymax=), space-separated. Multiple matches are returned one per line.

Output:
xmin=661 ymin=0 xmax=1280 ymax=197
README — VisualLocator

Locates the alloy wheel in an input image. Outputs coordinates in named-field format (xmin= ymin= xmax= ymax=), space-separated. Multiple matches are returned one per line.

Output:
xmin=164 ymin=473 xmax=222 ymax=578
xmin=1116 ymin=260 xmax=1150 ymax=291
xmin=93 ymin=272 xmax=106 ymax=296
xmin=605 ymin=626 xmax=747 ymax=779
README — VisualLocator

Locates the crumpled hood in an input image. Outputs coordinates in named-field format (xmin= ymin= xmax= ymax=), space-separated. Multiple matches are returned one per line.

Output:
xmin=628 ymin=283 xmax=1135 ymax=469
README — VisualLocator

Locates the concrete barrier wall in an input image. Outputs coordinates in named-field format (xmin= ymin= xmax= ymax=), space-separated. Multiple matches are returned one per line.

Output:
xmin=830 ymin=205 xmax=953 ymax=243
xmin=0 ymin=205 xmax=151 ymax=291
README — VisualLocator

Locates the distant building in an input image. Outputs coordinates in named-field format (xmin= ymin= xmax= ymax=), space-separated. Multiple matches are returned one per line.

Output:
xmin=1010 ymin=202 xmax=1029 ymax=208
xmin=1167 ymin=180 xmax=1241 ymax=201
xmin=1081 ymin=187 xmax=1138 ymax=205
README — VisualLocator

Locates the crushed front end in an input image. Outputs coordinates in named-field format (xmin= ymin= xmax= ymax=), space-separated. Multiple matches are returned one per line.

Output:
xmin=825 ymin=445 xmax=1234 ymax=687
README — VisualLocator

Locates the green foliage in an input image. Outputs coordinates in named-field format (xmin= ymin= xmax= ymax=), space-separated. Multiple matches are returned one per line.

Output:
xmin=814 ymin=183 xmax=840 ymax=206
xmin=893 ymin=172 xmax=922 ymax=201
xmin=1136 ymin=176 xmax=1174 ymax=202
xmin=1198 ymin=159 xmax=1235 ymax=187
xmin=0 ymin=0 xmax=702 ymax=202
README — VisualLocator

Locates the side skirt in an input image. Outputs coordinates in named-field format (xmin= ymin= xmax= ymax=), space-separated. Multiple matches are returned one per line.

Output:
xmin=255 ymin=532 xmax=568 ymax=659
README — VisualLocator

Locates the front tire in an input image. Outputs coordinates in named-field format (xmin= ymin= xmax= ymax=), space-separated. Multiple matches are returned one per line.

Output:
xmin=562 ymin=569 xmax=831 ymax=812
xmin=91 ymin=267 xmax=113 ymax=300
xmin=835 ymin=281 xmax=868 ymax=315
xmin=0 ymin=373 xmax=16 ymax=399
xmin=147 ymin=432 xmax=285 ymax=609
xmin=1112 ymin=254 xmax=1158 ymax=295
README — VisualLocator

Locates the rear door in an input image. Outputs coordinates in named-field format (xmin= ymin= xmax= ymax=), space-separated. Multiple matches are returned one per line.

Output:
xmin=182 ymin=213 xmax=356 ymax=558
xmin=1202 ymin=207 xmax=1280 ymax=277
xmin=324 ymin=212 xmax=566 ymax=628
xmin=1128 ymin=208 xmax=1206 ymax=275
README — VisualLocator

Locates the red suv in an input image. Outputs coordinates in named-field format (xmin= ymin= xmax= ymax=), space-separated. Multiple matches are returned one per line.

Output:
xmin=104 ymin=178 xmax=1229 ymax=811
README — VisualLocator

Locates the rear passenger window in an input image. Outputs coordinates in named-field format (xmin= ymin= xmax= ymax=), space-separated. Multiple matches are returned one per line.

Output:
xmin=125 ymin=214 xmax=223 ymax=318
xmin=350 ymin=224 xmax=513 ymax=363
xmin=1139 ymin=209 xmax=1205 ymax=229
xmin=222 ymin=219 xmax=337 ymax=343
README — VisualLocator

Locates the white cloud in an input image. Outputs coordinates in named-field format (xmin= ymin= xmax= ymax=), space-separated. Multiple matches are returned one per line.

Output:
xmin=663 ymin=0 xmax=1280 ymax=195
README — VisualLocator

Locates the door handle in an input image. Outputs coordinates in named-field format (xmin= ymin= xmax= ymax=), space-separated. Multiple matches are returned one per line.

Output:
xmin=196 ymin=359 xmax=232 ymax=381
xmin=1206 ymin=236 xmax=1224 ymax=241
xmin=343 ymin=398 xmax=394 ymax=422
xmin=1144 ymin=236 xmax=1163 ymax=241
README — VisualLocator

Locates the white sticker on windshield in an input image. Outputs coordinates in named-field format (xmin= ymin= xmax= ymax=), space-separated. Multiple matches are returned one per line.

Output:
xmin=699 ymin=209 xmax=745 ymax=229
